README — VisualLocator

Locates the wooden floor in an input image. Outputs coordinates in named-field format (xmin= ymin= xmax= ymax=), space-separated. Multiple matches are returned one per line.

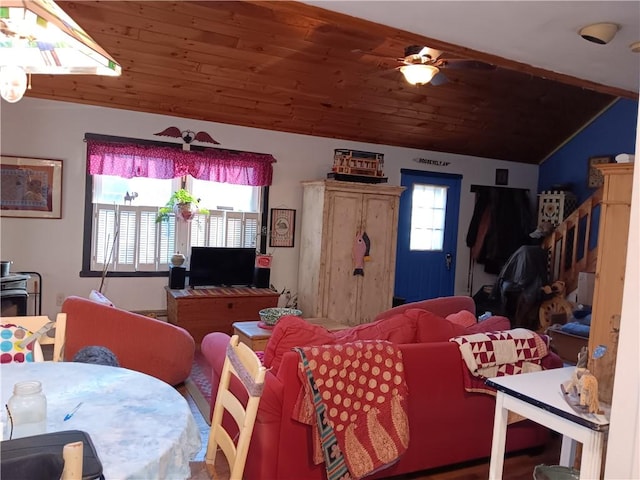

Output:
xmin=177 ymin=384 xmax=210 ymax=462
xmin=178 ymin=385 xmax=562 ymax=479
xmin=389 ymin=436 xmax=562 ymax=480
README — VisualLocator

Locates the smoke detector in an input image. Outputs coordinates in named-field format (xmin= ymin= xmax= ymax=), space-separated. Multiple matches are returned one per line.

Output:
xmin=579 ymin=23 xmax=620 ymax=45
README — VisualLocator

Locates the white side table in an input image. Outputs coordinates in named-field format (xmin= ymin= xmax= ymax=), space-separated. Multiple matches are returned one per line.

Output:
xmin=487 ymin=367 xmax=609 ymax=480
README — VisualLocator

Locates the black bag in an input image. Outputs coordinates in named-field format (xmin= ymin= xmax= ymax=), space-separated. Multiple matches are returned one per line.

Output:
xmin=1 ymin=430 xmax=103 ymax=480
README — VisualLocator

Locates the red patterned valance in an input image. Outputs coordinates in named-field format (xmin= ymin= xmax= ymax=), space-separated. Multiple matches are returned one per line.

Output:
xmin=87 ymin=140 xmax=276 ymax=186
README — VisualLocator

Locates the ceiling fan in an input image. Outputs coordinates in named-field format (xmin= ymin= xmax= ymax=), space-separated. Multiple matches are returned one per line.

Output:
xmin=358 ymin=45 xmax=495 ymax=86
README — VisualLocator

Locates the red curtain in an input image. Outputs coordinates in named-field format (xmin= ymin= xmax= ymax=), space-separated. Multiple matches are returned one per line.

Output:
xmin=87 ymin=140 xmax=276 ymax=186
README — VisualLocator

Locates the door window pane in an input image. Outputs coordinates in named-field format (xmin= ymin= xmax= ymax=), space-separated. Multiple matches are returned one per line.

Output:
xmin=409 ymin=184 xmax=448 ymax=251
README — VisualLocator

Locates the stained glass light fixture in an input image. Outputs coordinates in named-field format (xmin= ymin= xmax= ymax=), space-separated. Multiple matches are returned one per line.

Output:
xmin=0 ymin=0 xmax=121 ymax=102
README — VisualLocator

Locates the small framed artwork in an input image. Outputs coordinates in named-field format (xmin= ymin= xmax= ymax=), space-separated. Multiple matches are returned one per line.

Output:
xmin=270 ymin=208 xmax=296 ymax=247
xmin=587 ymin=155 xmax=614 ymax=188
xmin=495 ymin=168 xmax=509 ymax=186
xmin=1 ymin=156 xmax=63 ymax=218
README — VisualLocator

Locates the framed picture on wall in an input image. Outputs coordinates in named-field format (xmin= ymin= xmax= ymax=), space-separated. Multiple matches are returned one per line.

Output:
xmin=495 ymin=168 xmax=509 ymax=186
xmin=0 ymin=156 xmax=63 ymax=218
xmin=269 ymin=208 xmax=296 ymax=247
xmin=587 ymin=155 xmax=614 ymax=188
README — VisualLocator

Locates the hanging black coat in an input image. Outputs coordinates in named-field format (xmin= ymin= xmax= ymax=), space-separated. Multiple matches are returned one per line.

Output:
xmin=466 ymin=187 xmax=534 ymax=274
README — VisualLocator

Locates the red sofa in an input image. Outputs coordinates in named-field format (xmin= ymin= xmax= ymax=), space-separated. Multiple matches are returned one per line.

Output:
xmin=201 ymin=296 xmax=562 ymax=479
xmin=61 ymin=296 xmax=195 ymax=386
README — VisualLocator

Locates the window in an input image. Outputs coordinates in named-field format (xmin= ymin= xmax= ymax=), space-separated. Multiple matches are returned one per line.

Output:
xmin=91 ymin=176 xmax=174 ymax=272
xmin=409 ymin=183 xmax=447 ymax=251
xmin=82 ymin=135 xmax=275 ymax=277
xmin=188 ymin=178 xmax=260 ymax=249
xmin=88 ymin=175 xmax=262 ymax=273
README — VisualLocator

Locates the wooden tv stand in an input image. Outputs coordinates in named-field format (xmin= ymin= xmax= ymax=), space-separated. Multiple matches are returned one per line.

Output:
xmin=165 ymin=286 xmax=279 ymax=344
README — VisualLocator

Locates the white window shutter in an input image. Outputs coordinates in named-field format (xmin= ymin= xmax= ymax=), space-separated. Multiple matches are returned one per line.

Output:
xmin=116 ymin=206 xmax=137 ymax=271
xmin=92 ymin=203 xmax=117 ymax=271
xmin=244 ymin=213 xmax=259 ymax=248
xmin=225 ymin=212 xmax=243 ymax=247
xmin=208 ymin=211 xmax=225 ymax=247
xmin=137 ymin=209 xmax=158 ymax=271
xmin=158 ymin=215 xmax=176 ymax=268
xmin=184 ymin=210 xmax=265 ymax=258
xmin=189 ymin=213 xmax=207 ymax=247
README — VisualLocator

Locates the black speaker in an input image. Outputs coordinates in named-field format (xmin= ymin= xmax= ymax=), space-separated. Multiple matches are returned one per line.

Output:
xmin=169 ymin=266 xmax=186 ymax=289
xmin=253 ymin=267 xmax=270 ymax=288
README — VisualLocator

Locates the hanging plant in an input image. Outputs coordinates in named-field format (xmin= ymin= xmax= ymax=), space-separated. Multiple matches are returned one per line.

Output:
xmin=156 ymin=188 xmax=209 ymax=223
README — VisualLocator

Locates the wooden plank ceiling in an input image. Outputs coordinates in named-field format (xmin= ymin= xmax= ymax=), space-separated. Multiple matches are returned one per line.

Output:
xmin=29 ymin=1 xmax=629 ymax=164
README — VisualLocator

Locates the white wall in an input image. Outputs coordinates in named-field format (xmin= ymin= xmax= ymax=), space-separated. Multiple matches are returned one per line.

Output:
xmin=0 ymin=98 xmax=538 ymax=316
xmin=604 ymin=100 xmax=640 ymax=478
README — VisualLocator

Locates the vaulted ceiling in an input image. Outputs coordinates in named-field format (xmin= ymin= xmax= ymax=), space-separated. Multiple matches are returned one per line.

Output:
xmin=23 ymin=1 xmax=638 ymax=164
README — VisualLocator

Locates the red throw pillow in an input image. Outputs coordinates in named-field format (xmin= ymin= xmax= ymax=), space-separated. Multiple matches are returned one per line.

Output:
xmin=446 ymin=310 xmax=477 ymax=328
xmin=263 ymin=316 xmax=335 ymax=371
xmin=410 ymin=308 xmax=466 ymax=343
xmin=464 ymin=315 xmax=510 ymax=334
xmin=333 ymin=312 xmax=417 ymax=344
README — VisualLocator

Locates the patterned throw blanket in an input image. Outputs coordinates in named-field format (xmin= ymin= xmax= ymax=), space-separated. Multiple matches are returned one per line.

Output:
xmin=294 ymin=341 xmax=409 ymax=480
xmin=450 ymin=328 xmax=550 ymax=395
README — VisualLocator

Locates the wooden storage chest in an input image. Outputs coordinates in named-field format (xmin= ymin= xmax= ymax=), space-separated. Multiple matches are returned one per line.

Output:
xmin=166 ymin=287 xmax=279 ymax=344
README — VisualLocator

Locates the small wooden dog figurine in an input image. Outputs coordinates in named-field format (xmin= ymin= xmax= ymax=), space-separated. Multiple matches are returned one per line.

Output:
xmin=562 ymin=346 xmax=601 ymax=414
xmin=578 ymin=373 xmax=601 ymax=414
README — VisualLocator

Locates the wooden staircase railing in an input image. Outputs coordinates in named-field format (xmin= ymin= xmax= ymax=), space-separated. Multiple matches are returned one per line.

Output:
xmin=542 ymin=188 xmax=603 ymax=294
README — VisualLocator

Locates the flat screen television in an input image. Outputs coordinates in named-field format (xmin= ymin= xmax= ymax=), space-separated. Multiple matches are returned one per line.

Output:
xmin=188 ymin=247 xmax=256 ymax=287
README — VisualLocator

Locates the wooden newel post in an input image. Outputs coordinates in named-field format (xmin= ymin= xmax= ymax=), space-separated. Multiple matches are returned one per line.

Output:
xmin=587 ymin=315 xmax=621 ymax=405
xmin=586 ymin=164 xmax=633 ymax=405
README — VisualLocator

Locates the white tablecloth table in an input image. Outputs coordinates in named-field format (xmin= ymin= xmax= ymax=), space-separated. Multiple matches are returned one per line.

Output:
xmin=487 ymin=367 xmax=610 ymax=480
xmin=1 ymin=362 xmax=202 ymax=479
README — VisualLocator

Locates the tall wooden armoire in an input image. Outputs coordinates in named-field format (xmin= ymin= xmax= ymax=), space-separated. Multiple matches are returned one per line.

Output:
xmin=587 ymin=163 xmax=634 ymax=404
xmin=298 ymin=180 xmax=404 ymax=325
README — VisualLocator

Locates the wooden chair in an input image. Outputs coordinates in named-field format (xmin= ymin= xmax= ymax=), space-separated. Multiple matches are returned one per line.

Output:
xmin=190 ymin=335 xmax=266 ymax=480
xmin=1 ymin=314 xmax=67 ymax=362
xmin=61 ymin=441 xmax=83 ymax=480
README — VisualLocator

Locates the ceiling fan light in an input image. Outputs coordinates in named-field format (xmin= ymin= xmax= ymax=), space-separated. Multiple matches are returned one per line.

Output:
xmin=400 ymin=64 xmax=439 ymax=85
xmin=0 ymin=66 xmax=28 ymax=103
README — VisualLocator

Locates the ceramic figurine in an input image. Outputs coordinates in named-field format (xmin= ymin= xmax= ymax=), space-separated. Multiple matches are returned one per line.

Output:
xmin=562 ymin=346 xmax=601 ymax=414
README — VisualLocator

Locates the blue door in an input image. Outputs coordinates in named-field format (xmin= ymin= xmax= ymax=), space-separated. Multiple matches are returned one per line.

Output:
xmin=394 ymin=169 xmax=461 ymax=303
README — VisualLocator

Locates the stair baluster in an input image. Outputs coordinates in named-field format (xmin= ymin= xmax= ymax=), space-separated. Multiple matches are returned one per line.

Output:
xmin=542 ymin=188 xmax=603 ymax=295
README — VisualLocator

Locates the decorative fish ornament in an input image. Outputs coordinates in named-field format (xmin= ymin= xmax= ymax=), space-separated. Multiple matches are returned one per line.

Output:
xmin=353 ymin=231 xmax=371 ymax=276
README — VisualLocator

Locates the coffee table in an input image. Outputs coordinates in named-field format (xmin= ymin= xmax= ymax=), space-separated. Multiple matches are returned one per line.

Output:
xmin=233 ymin=318 xmax=350 ymax=351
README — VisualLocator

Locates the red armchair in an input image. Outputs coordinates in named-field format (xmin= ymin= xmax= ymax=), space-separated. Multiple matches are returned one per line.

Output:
xmin=61 ymin=296 xmax=195 ymax=386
